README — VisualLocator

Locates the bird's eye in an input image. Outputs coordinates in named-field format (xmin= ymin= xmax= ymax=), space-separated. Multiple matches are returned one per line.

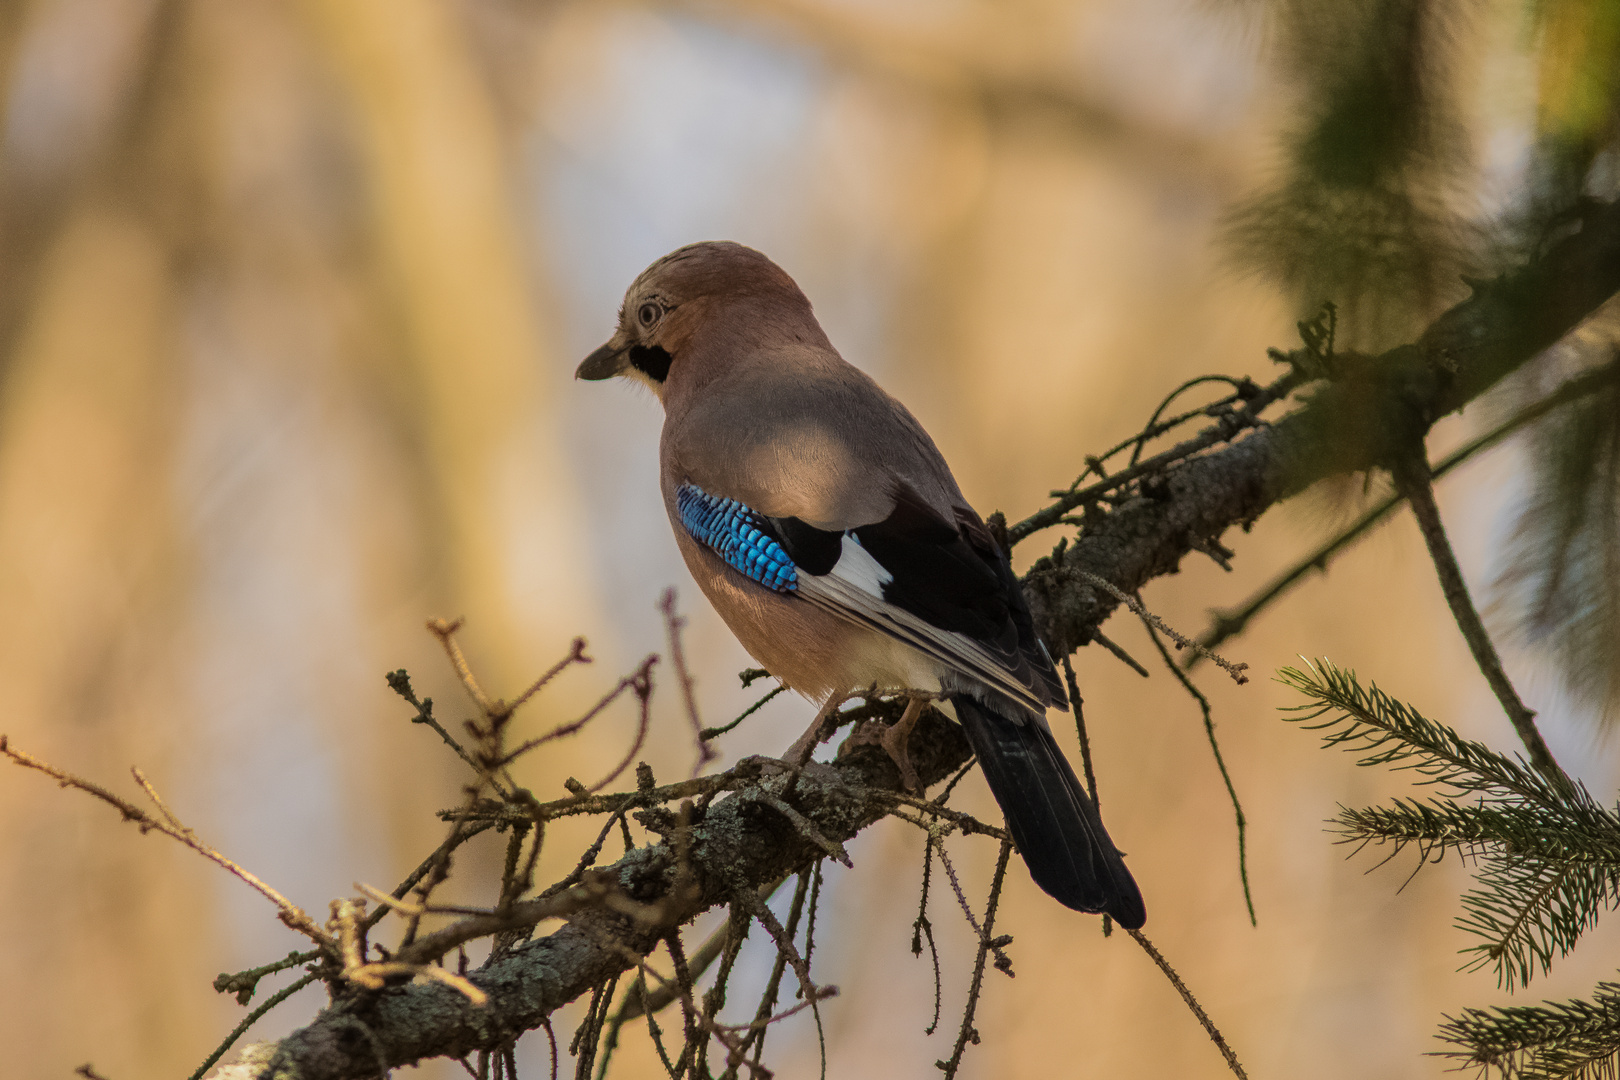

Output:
xmin=637 ymin=301 xmax=662 ymax=328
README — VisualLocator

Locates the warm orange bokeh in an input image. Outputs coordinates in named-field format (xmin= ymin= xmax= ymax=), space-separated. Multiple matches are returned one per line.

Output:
xmin=0 ymin=2 xmax=1610 ymax=1079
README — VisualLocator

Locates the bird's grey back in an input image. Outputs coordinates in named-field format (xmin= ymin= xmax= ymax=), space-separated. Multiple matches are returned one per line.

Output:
xmin=661 ymin=342 xmax=966 ymax=531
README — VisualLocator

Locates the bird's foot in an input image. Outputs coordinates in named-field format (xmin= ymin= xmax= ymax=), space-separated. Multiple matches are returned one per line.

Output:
xmin=879 ymin=696 xmax=927 ymax=794
xmin=784 ymin=691 xmax=851 ymax=766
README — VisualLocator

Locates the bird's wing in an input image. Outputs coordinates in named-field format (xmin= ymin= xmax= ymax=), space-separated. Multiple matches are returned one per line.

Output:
xmin=674 ymin=479 xmax=1064 ymax=713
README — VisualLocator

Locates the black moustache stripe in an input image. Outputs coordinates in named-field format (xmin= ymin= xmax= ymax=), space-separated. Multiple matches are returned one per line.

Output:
xmin=628 ymin=344 xmax=672 ymax=382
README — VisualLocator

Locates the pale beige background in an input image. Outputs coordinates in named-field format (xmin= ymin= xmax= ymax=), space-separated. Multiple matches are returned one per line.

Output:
xmin=0 ymin=1 xmax=1610 ymax=1078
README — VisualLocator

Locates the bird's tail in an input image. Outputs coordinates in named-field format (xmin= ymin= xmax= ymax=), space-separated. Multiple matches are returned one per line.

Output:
xmin=949 ymin=693 xmax=1146 ymax=928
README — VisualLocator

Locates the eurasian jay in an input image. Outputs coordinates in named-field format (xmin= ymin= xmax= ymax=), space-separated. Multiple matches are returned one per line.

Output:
xmin=577 ymin=241 xmax=1145 ymax=928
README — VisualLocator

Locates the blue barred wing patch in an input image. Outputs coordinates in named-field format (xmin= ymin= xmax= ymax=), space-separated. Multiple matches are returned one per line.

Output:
xmin=676 ymin=483 xmax=798 ymax=593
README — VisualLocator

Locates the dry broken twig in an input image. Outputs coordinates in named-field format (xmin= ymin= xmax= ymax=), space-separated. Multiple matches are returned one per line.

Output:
xmin=0 ymin=738 xmax=334 ymax=951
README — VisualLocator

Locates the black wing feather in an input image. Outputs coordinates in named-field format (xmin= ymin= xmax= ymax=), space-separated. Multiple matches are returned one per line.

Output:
xmin=766 ymin=488 xmax=1141 ymax=921
xmin=851 ymin=490 xmax=1011 ymax=643
xmin=763 ymin=483 xmax=1062 ymax=708
xmin=766 ymin=515 xmax=842 ymax=575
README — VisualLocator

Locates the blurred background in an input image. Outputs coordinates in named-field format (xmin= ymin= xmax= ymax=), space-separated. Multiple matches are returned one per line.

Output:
xmin=1 ymin=0 xmax=1617 ymax=1077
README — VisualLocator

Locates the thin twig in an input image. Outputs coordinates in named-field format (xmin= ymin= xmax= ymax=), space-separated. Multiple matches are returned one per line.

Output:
xmin=536 ymin=807 xmax=632 ymax=909
xmin=541 ymin=1017 xmax=559 ymax=1080
xmin=637 ymin=973 xmax=682 ymax=1080
xmin=403 ymin=789 xmax=489 ymax=948
xmin=912 ymin=841 xmax=943 ymax=1036
xmin=446 ymin=773 xmax=744 ymax=828
xmin=1128 ymin=376 xmax=1253 ymax=467
xmin=1129 ymin=929 xmax=1248 ymax=1079
xmin=1140 ymin=619 xmax=1255 ymax=926
xmin=188 ymin=972 xmax=320 ymax=1080
xmin=1090 ymin=629 xmax=1151 ymax=677
xmin=498 ymin=657 xmax=657 ymax=769
xmin=693 ymin=904 xmax=752 ymax=1078
xmin=1190 ymin=358 xmax=1620 ymax=662
xmin=370 ymin=819 xmax=497 ymax=934
xmin=391 ymin=868 xmax=684 ymax=967
xmin=933 ymin=836 xmax=982 ymax=937
xmin=663 ymin=930 xmax=702 ymax=1075
xmin=1009 ymin=370 xmax=1303 ymax=544
xmin=131 ymin=767 xmax=184 ymax=831
xmin=1078 ymin=572 xmax=1248 ymax=685
xmin=572 ymin=975 xmax=618 ymax=1080
xmin=732 ymin=869 xmax=826 ymax=1079
xmin=749 ymin=790 xmax=854 ymax=866
xmin=588 ymin=661 xmax=657 ymax=792
xmin=931 ymin=757 xmax=978 ymax=806
xmin=386 ymin=669 xmax=489 ymax=784
xmin=427 ymin=617 xmax=496 ymax=715
xmin=931 ymin=839 xmax=1014 ymax=973
xmin=661 ymin=590 xmax=719 ymax=775
xmin=730 ymin=873 xmax=823 ymax=1018
xmin=879 ymin=794 xmax=1008 ymax=841
xmin=0 ymin=739 xmax=334 ymax=950
xmin=345 ymin=961 xmax=489 ymax=1005
xmin=702 ymin=684 xmax=788 ymax=741
xmin=214 ymin=950 xmax=318 ymax=1005
xmin=611 ymin=877 xmax=787 ymax=1033
xmin=355 ymin=882 xmax=424 ymax=917
xmin=938 ymin=839 xmax=1015 ymax=1079
xmin=1060 ymin=654 xmax=1100 ymax=806
xmin=1393 ymin=453 xmax=1565 ymax=783
xmin=509 ymin=637 xmax=593 ymax=715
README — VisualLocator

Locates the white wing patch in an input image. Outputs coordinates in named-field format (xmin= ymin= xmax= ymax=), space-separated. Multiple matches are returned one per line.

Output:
xmin=828 ymin=534 xmax=892 ymax=598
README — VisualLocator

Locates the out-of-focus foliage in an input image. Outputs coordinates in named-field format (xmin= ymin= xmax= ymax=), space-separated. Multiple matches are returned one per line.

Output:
xmin=1531 ymin=0 xmax=1620 ymax=204
xmin=1226 ymin=0 xmax=1476 ymax=348
xmin=1497 ymin=344 xmax=1620 ymax=722
xmin=1225 ymin=0 xmax=1620 ymax=723
xmin=1493 ymin=0 xmax=1620 ymax=726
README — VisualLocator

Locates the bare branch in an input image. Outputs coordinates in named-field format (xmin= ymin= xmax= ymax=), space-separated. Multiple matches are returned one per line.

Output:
xmin=1129 ymin=929 xmax=1249 ymax=1080
xmin=427 ymin=617 xmax=496 ymax=716
xmin=660 ymin=590 xmax=719 ymax=775
xmin=1020 ymin=199 xmax=1620 ymax=657
xmin=1076 ymin=572 xmax=1249 ymax=685
xmin=1393 ymin=453 xmax=1566 ymax=783
xmin=0 ymin=739 xmax=334 ymax=950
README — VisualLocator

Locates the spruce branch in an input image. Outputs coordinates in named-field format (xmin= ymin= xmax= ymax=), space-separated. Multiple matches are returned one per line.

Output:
xmin=1338 ymin=800 xmax=1620 ymax=990
xmin=1283 ymin=661 xmax=1620 ymax=989
xmin=1278 ymin=661 xmax=1570 ymax=805
xmin=1438 ymin=980 xmax=1620 ymax=1080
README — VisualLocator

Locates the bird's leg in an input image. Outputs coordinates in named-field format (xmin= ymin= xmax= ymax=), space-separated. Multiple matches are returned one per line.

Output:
xmin=880 ymin=695 xmax=927 ymax=794
xmin=785 ymin=690 xmax=851 ymax=765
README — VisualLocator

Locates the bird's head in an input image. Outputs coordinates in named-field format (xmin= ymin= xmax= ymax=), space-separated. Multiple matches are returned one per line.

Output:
xmin=575 ymin=241 xmax=817 ymax=398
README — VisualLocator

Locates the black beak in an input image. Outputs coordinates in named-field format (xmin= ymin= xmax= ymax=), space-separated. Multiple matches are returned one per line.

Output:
xmin=576 ymin=341 xmax=628 ymax=380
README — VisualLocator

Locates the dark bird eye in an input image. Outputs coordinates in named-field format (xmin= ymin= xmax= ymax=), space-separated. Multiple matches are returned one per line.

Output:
xmin=637 ymin=301 xmax=662 ymax=328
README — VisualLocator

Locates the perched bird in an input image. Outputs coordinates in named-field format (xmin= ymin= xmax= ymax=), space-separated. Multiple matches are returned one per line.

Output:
xmin=577 ymin=241 xmax=1145 ymax=927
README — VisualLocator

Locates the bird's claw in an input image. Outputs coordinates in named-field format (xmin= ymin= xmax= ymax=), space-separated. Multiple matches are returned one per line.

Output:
xmin=879 ymin=697 xmax=926 ymax=793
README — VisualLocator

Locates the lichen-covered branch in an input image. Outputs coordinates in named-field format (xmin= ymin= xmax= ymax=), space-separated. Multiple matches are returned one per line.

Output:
xmin=243 ymin=714 xmax=971 ymax=1079
xmin=1021 ymin=197 xmax=1620 ymax=654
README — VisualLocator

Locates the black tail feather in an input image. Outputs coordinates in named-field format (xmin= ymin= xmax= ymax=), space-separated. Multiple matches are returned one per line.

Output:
xmin=950 ymin=694 xmax=1146 ymax=928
